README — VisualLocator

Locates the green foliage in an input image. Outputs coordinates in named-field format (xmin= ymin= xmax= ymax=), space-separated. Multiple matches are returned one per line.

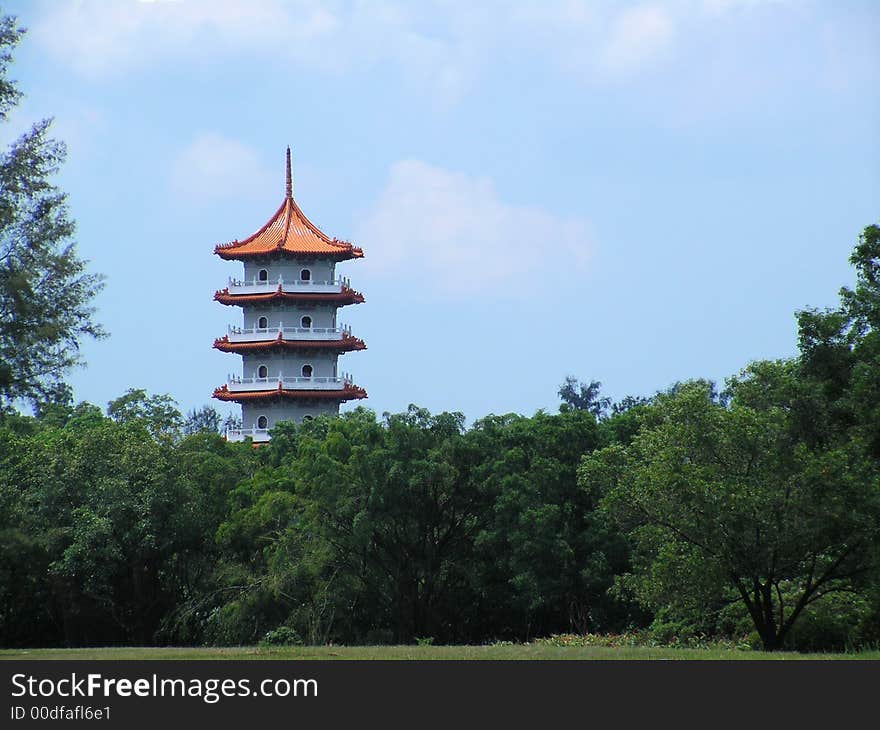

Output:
xmin=259 ymin=626 xmax=302 ymax=647
xmin=469 ymin=409 xmax=634 ymax=637
xmin=107 ymin=388 xmax=183 ymax=438
xmin=0 ymin=401 xmax=255 ymax=647
xmin=181 ymin=404 xmax=625 ymax=646
xmin=585 ymin=378 xmax=880 ymax=650
xmin=183 ymin=405 xmax=222 ymax=435
xmin=781 ymin=593 xmax=872 ymax=652
xmin=558 ymin=376 xmax=611 ymax=417
xmin=1 ymin=210 xmax=879 ymax=654
xmin=0 ymin=15 xmax=105 ymax=405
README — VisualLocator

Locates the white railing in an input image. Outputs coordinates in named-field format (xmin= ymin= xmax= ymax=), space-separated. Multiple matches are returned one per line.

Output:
xmin=226 ymin=428 xmax=270 ymax=443
xmin=226 ymin=275 xmax=351 ymax=295
xmin=227 ymin=324 xmax=350 ymax=342
xmin=226 ymin=373 xmax=354 ymax=392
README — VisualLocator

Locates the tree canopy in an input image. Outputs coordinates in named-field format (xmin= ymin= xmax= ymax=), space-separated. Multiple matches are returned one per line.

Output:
xmin=581 ymin=379 xmax=880 ymax=650
xmin=0 ymin=14 xmax=105 ymax=407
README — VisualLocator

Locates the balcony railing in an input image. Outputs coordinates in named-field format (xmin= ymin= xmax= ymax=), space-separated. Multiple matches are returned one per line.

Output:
xmin=226 ymin=373 xmax=354 ymax=392
xmin=226 ymin=428 xmax=270 ymax=443
xmin=226 ymin=275 xmax=351 ymax=295
xmin=227 ymin=324 xmax=350 ymax=342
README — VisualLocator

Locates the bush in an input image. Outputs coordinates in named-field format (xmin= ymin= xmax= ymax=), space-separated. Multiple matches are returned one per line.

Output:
xmin=362 ymin=629 xmax=395 ymax=645
xmin=783 ymin=594 xmax=871 ymax=652
xmin=259 ymin=626 xmax=302 ymax=647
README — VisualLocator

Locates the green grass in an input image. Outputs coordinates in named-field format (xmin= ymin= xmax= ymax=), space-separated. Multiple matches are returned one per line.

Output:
xmin=2 ymin=644 xmax=879 ymax=660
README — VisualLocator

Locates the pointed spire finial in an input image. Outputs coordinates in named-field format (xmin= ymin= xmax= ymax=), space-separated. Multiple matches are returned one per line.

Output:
xmin=285 ymin=146 xmax=292 ymax=198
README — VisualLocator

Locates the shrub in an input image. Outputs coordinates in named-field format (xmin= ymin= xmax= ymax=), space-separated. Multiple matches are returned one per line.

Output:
xmin=783 ymin=594 xmax=871 ymax=652
xmin=259 ymin=626 xmax=303 ymax=647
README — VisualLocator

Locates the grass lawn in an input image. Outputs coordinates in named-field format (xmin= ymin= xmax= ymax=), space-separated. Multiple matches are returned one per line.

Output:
xmin=2 ymin=644 xmax=879 ymax=660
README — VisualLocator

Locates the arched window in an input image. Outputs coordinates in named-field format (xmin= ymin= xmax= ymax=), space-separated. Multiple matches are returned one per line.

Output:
xmin=258 ymin=269 xmax=268 ymax=282
xmin=301 ymin=364 xmax=313 ymax=378
xmin=257 ymin=316 xmax=268 ymax=329
xmin=257 ymin=365 xmax=268 ymax=379
xmin=302 ymin=415 xmax=314 ymax=422
xmin=301 ymin=316 xmax=312 ymax=329
xmin=300 ymin=268 xmax=311 ymax=282
xmin=257 ymin=415 xmax=268 ymax=430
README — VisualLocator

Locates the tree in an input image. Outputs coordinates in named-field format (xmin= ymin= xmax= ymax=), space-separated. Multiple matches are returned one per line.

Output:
xmin=287 ymin=406 xmax=490 ymax=643
xmin=558 ymin=376 xmax=611 ymax=418
xmin=221 ymin=412 xmax=242 ymax=433
xmin=0 ymin=403 xmax=255 ymax=648
xmin=796 ymin=223 xmax=880 ymax=456
xmin=582 ymin=381 xmax=880 ymax=650
xmin=468 ymin=409 xmax=631 ymax=637
xmin=183 ymin=405 xmax=222 ymax=435
xmin=0 ymin=15 xmax=105 ymax=406
xmin=107 ymin=388 xmax=182 ymax=438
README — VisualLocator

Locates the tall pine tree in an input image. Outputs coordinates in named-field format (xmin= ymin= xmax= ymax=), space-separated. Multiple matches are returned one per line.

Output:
xmin=0 ymin=13 xmax=105 ymax=407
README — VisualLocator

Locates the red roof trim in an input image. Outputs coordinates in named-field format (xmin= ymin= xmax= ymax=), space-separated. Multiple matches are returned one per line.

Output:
xmin=212 ymin=384 xmax=368 ymax=403
xmin=213 ymin=286 xmax=365 ymax=307
xmin=213 ymin=333 xmax=367 ymax=354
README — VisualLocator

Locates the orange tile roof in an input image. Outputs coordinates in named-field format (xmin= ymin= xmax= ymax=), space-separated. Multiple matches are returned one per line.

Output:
xmin=213 ymin=285 xmax=365 ymax=307
xmin=214 ymin=148 xmax=363 ymax=261
xmin=213 ymin=333 xmax=367 ymax=354
xmin=212 ymin=383 xmax=367 ymax=403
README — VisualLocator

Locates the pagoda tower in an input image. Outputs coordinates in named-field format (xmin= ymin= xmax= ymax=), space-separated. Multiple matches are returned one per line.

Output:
xmin=212 ymin=147 xmax=366 ymax=442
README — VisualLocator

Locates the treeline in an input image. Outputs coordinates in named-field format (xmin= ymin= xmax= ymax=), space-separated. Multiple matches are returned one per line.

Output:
xmin=0 ymin=400 xmax=636 ymax=647
xmin=1 ymin=224 xmax=879 ymax=652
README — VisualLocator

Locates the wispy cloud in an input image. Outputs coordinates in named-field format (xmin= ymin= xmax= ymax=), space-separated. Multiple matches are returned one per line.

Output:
xmin=701 ymin=0 xmax=792 ymax=14
xmin=27 ymin=0 xmax=859 ymax=116
xmin=28 ymin=1 xmax=689 ymax=103
xmin=357 ymin=159 xmax=595 ymax=294
xmin=169 ymin=132 xmax=273 ymax=204
xmin=599 ymin=5 xmax=674 ymax=75
xmin=32 ymin=0 xmax=336 ymax=76
xmin=30 ymin=0 xmax=476 ymax=105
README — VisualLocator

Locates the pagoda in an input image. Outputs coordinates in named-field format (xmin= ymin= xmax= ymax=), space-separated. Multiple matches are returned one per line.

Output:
xmin=212 ymin=147 xmax=366 ymax=442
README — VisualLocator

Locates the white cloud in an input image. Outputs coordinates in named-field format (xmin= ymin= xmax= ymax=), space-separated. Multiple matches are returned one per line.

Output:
xmin=357 ymin=160 xmax=594 ymax=294
xmin=32 ymin=0 xmax=336 ymax=77
xmin=701 ymin=0 xmax=791 ymax=14
xmin=599 ymin=5 xmax=674 ymax=75
xmin=28 ymin=0 xmax=831 ymax=110
xmin=29 ymin=1 xmax=686 ymax=102
xmin=30 ymin=0 xmax=476 ymax=105
xmin=169 ymin=132 xmax=273 ymax=203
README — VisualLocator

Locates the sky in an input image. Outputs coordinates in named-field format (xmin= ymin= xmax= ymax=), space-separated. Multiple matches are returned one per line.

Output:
xmin=3 ymin=0 xmax=879 ymax=423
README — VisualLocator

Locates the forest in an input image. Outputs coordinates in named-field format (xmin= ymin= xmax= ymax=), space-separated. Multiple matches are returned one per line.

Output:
xmin=1 ymin=11 xmax=879 ymax=653
xmin=2 ymin=221 xmax=880 ymax=652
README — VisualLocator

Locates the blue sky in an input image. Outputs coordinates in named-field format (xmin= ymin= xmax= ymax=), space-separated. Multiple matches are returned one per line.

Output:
xmin=4 ymin=0 xmax=879 ymax=422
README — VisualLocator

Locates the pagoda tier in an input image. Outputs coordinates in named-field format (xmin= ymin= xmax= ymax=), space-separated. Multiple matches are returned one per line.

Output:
xmin=213 ymin=383 xmax=367 ymax=403
xmin=214 ymin=285 xmax=364 ymax=307
xmin=214 ymin=332 xmax=366 ymax=354
xmin=214 ymin=150 xmax=362 ymax=262
xmin=213 ymin=147 xmax=366 ymax=439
